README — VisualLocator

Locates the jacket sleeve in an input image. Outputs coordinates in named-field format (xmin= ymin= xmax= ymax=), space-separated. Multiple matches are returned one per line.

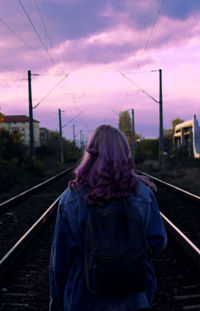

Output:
xmin=49 ymin=199 xmax=77 ymax=311
xmin=146 ymin=191 xmax=167 ymax=255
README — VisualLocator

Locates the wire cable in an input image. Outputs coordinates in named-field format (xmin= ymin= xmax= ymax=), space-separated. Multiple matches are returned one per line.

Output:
xmin=33 ymin=0 xmax=65 ymax=75
xmin=17 ymin=0 xmax=55 ymax=66
xmin=122 ymin=69 xmax=158 ymax=74
xmin=137 ymin=0 xmax=154 ymax=53
xmin=32 ymin=74 xmax=68 ymax=76
xmin=62 ymin=111 xmax=84 ymax=128
xmin=136 ymin=0 xmax=165 ymax=68
xmin=144 ymin=0 xmax=166 ymax=51
xmin=33 ymin=0 xmax=53 ymax=48
xmin=119 ymin=71 xmax=159 ymax=103
xmin=0 ymin=16 xmax=49 ymax=66
xmin=67 ymin=79 xmax=81 ymax=113
xmin=33 ymin=73 xmax=70 ymax=109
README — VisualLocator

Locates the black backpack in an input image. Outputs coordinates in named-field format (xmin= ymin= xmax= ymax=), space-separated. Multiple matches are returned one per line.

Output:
xmin=84 ymin=197 xmax=148 ymax=296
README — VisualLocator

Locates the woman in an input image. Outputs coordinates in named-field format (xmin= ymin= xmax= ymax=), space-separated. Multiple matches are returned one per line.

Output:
xmin=49 ymin=125 xmax=167 ymax=311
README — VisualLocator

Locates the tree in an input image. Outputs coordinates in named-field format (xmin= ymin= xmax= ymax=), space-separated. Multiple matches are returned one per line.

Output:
xmin=0 ymin=112 xmax=4 ymax=124
xmin=134 ymin=139 xmax=159 ymax=163
xmin=118 ymin=111 xmax=133 ymax=147
xmin=0 ymin=128 xmax=25 ymax=160
xmin=0 ymin=129 xmax=27 ymax=191
xmin=37 ymin=130 xmax=81 ymax=163
xmin=172 ymin=118 xmax=184 ymax=132
xmin=45 ymin=130 xmax=60 ymax=159
xmin=164 ymin=128 xmax=173 ymax=152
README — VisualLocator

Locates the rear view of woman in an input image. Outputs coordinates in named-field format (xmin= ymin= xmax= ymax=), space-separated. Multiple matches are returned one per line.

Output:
xmin=49 ymin=125 xmax=167 ymax=311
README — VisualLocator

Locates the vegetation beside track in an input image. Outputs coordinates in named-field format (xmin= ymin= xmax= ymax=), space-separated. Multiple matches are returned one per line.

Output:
xmin=118 ymin=111 xmax=200 ymax=195
xmin=0 ymin=128 xmax=81 ymax=201
xmin=136 ymin=158 xmax=200 ymax=196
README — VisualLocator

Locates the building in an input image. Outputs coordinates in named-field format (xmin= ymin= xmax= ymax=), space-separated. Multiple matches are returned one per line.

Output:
xmin=173 ymin=115 xmax=200 ymax=158
xmin=0 ymin=115 xmax=40 ymax=147
xmin=40 ymin=127 xmax=49 ymax=145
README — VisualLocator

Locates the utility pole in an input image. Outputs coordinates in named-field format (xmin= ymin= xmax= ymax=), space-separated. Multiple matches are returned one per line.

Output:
xmin=58 ymin=109 xmax=64 ymax=164
xmin=159 ymin=69 xmax=164 ymax=169
xmin=131 ymin=109 xmax=135 ymax=154
xmin=82 ymin=134 xmax=84 ymax=148
xmin=73 ymin=124 xmax=76 ymax=145
xmin=28 ymin=70 xmax=34 ymax=157
xmin=80 ymin=130 xmax=82 ymax=147
xmin=80 ymin=130 xmax=84 ymax=151
xmin=120 ymin=69 xmax=164 ymax=169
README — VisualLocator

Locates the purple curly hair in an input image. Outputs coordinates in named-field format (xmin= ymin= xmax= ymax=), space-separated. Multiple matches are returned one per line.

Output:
xmin=69 ymin=125 xmax=139 ymax=205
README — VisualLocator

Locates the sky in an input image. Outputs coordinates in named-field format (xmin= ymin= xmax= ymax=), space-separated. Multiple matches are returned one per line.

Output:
xmin=0 ymin=0 xmax=200 ymax=142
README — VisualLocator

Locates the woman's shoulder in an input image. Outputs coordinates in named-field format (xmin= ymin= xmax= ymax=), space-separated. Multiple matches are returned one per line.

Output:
xmin=60 ymin=185 xmax=85 ymax=203
xmin=134 ymin=180 xmax=154 ymax=204
xmin=59 ymin=185 xmax=87 ymax=217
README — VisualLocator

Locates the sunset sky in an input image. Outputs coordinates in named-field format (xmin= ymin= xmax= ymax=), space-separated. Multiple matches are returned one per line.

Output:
xmin=0 ymin=0 xmax=199 ymax=142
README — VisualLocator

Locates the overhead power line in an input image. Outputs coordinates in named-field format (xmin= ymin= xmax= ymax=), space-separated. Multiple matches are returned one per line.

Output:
xmin=18 ymin=0 xmax=55 ymax=66
xmin=34 ymin=0 xmax=65 ymax=74
xmin=122 ymin=69 xmax=158 ymax=75
xmin=137 ymin=0 xmax=154 ymax=52
xmin=0 ymin=16 xmax=49 ymax=66
xmin=136 ymin=0 xmax=165 ymax=68
xmin=62 ymin=111 xmax=84 ymax=128
xmin=32 ymin=73 xmax=67 ymax=76
xmin=119 ymin=71 xmax=159 ymax=103
xmin=33 ymin=73 xmax=70 ymax=109
xmin=33 ymin=0 xmax=53 ymax=48
xmin=144 ymin=0 xmax=166 ymax=51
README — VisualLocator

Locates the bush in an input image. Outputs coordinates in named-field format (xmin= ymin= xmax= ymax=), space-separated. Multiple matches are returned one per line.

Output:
xmin=0 ymin=155 xmax=46 ymax=193
xmin=0 ymin=158 xmax=22 ymax=191
xmin=136 ymin=160 xmax=160 ymax=173
xmin=21 ymin=155 xmax=45 ymax=177
xmin=35 ymin=145 xmax=54 ymax=159
xmin=0 ymin=129 xmax=26 ymax=160
xmin=0 ymin=128 xmax=81 ymax=194
xmin=134 ymin=139 xmax=159 ymax=164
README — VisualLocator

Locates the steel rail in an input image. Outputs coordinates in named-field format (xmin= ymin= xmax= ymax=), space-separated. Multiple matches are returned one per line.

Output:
xmin=0 ymin=197 xmax=200 ymax=285
xmin=160 ymin=212 xmax=200 ymax=273
xmin=136 ymin=169 xmax=200 ymax=204
xmin=0 ymin=166 xmax=75 ymax=212
xmin=0 ymin=191 xmax=64 ymax=284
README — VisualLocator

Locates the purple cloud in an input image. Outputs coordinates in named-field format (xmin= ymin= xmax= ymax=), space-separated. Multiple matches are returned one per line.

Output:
xmin=0 ymin=0 xmax=200 ymax=73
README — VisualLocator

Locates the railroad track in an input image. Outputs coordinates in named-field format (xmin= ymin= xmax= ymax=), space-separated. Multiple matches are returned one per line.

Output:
xmin=0 ymin=166 xmax=75 ymax=261
xmin=0 ymin=171 xmax=200 ymax=310
xmin=0 ymin=204 xmax=57 ymax=311
xmin=137 ymin=170 xmax=200 ymax=252
xmin=0 ymin=166 xmax=76 ymax=212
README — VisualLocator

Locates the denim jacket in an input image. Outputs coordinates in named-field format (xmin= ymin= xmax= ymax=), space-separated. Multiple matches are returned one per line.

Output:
xmin=49 ymin=181 xmax=167 ymax=311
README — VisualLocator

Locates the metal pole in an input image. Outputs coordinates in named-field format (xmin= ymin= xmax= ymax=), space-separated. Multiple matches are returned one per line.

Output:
xmin=82 ymin=134 xmax=84 ymax=148
xmin=28 ymin=70 xmax=34 ymax=157
xmin=58 ymin=109 xmax=64 ymax=163
xmin=131 ymin=109 xmax=135 ymax=154
xmin=73 ymin=124 xmax=76 ymax=145
xmin=80 ymin=130 xmax=82 ymax=147
xmin=80 ymin=130 xmax=84 ymax=151
xmin=159 ymin=69 xmax=164 ymax=169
